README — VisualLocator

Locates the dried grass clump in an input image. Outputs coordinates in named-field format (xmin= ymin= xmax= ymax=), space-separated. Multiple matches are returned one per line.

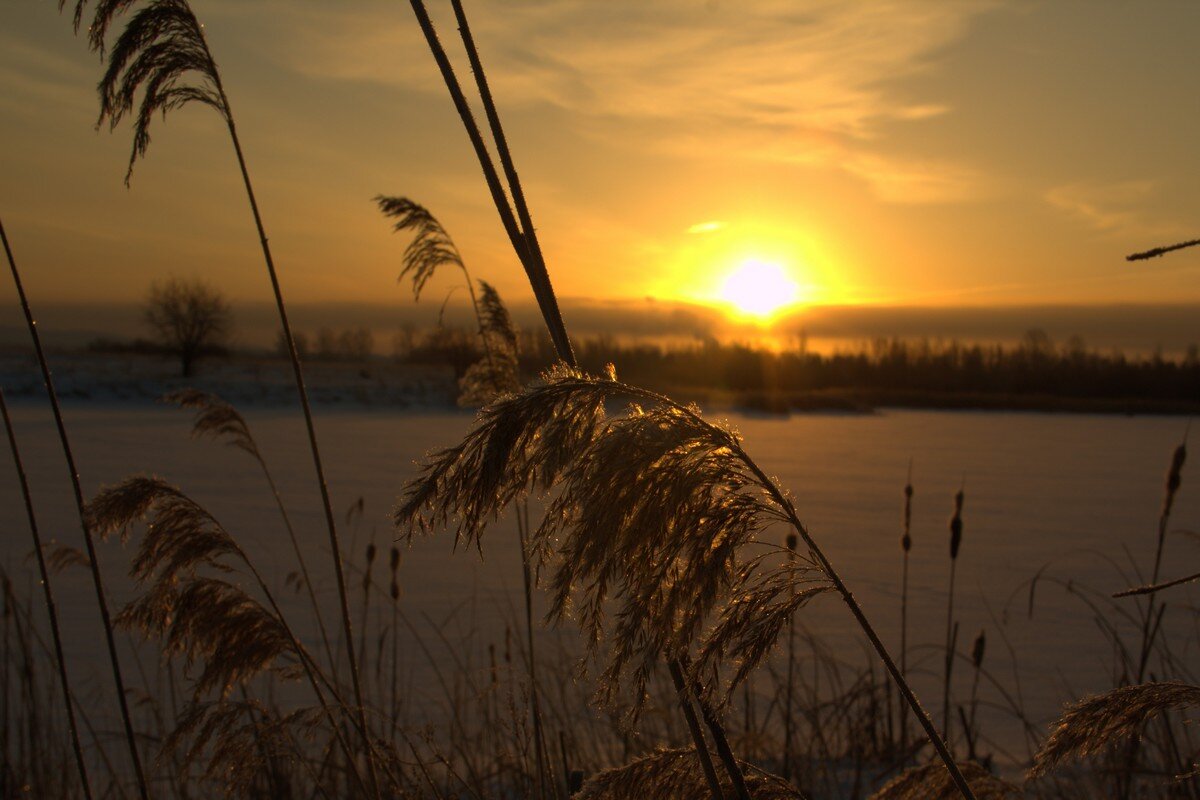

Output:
xmin=869 ymin=761 xmax=1019 ymax=800
xmin=574 ymin=748 xmax=808 ymax=800
xmin=1029 ymin=681 xmax=1200 ymax=778
xmin=396 ymin=369 xmax=828 ymax=710
xmin=163 ymin=700 xmax=324 ymax=791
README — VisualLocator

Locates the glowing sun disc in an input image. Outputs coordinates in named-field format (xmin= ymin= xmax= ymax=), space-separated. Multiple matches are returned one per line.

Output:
xmin=720 ymin=259 xmax=800 ymax=318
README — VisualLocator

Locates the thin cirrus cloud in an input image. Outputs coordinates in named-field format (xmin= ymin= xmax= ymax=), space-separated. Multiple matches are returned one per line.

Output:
xmin=1044 ymin=181 xmax=1184 ymax=240
xmin=264 ymin=0 xmax=998 ymax=203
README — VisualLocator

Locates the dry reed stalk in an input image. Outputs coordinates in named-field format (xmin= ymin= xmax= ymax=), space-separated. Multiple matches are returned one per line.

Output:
xmin=405 ymin=0 xmax=574 ymax=364
xmin=63 ymin=2 xmax=379 ymax=791
xmin=162 ymin=389 xmax=337 ymax=670
xmin=0 ymin=390 xmax=93 ymax=799
xmin=0 ymin=216 xmax=151 ymax=800
xmin=782 ymin=531 xmax=798 ymax=781
xmin=944 ymin=483 xmax=965 ymax=745
xmin=1127 ymin=238 xmax=1200 ymax=261
xmin=899 ymin=461 xmax=914 ymax=760
xmin=1030 ymin=681 xmax=1200 ymax=778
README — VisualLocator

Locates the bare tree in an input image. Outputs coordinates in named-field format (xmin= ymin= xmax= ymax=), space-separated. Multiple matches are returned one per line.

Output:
xmin=144 ymin=277 xmax=231 ymax=377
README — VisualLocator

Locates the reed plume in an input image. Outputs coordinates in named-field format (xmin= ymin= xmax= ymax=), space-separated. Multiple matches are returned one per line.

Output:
xmin=65 ymin=1 xmax=377 ymax=787
xmin=163 ymin=389 xmax=336 ymax=667
xmin=395 ymin=368 xmax=978 ymax=797
xmin=1029 ymin=682 xmax=1200 ymax=778
xmin=574 ymin=747 xmax=806 ymax=800
xmin=85 ymin=475 xmax=372 ymax=794
xmin=870 ymin=761 xmax=1018 ymax=800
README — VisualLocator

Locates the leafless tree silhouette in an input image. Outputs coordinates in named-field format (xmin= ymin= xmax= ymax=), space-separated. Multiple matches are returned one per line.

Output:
xmin=144 ymin=276 xmax=231 ymax=377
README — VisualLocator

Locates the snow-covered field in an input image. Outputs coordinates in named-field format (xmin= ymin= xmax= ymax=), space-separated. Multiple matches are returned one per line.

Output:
xmin=1 ymin=363 xmax=1197 ymax=761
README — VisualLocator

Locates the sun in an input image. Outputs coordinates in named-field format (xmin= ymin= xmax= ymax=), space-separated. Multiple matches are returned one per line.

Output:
xmin=719 ymin=259 xmax=801 ymax=320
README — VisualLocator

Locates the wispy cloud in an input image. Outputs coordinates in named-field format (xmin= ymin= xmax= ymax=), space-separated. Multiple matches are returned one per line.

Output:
xmin=258 ymin=0 xmax=997 ymax=202
xmin=1045 ymin=180 xmax=1184 ymax=239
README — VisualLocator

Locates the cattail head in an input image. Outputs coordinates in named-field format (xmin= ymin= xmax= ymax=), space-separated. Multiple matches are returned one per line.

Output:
xmin=366 ymin=543 xmax=377 ymax=565
xmin=971 ymin=629 xmax=986 ymax=669
xmin=785 ymin=532 xmax=798 ymax=557
xmin=949 ymin=488 xmax=964 ymax=560
xmin=1164 ymin=438 xmax=1187 ymax=517
xmin=902 ymin=463 xmax=914 ymax=553
xmin=389 ymin=546 xmax=401 ymax=572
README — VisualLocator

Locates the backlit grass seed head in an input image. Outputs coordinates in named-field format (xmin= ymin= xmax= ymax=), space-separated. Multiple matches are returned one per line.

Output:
xmin=67 ymin=0 xmax=229 ymax=184
xmin=575 ymin=747 xmax=807 ymax=800
xmin=116 ymin=577 xmax=295 ymax=697
xmin=1030 ymin=681 xmax=1200 ymax=778
xmin=163 ymin=389 xmax=261 ymax=463
xmin=395 ymin=369 xmax=820 ymax=711
xmin=375 ymin=196 xmax=465 ymax=300
xmin=870 ymin=761 xmax=1018 ymax=800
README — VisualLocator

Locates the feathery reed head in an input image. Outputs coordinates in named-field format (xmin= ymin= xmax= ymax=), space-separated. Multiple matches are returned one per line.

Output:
xmin=162 ymin=389 xmax=262 ymax=462
xmin=71 ymin=0 xmax=228 ymax=184
xmin=575 ymin=748 xmax=807 ymax=800
xmin=1029 ymin=681 xmax=1200 ymax=778
xmin=396 ymin=368 xmax=823 ymax=711
xmin=1164 ymin=438 xmax=1187 ymax=516
xmin=117 ymin=577 xmax=297 ymax=697
xmin=374 ymin=196 xmax=465 ymax=300
xmin=870 ymin=761 xmax=1018 ymax=799
xmin=86 ymin=475 xmax=236 ymax=582
xmin=458 ymin=280 xmax=522 ymax=407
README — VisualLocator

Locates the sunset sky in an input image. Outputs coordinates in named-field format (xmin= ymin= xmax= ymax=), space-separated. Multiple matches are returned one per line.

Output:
xmin=3 ymin=1 xmax=1200 ymax=330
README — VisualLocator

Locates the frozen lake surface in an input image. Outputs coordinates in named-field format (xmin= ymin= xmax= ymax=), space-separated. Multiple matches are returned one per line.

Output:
xmin=1 ymin=398 xmax=1197 ymax=763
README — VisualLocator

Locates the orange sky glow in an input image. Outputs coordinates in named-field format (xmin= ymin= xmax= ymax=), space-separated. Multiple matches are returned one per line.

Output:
xmin=3 ymin=1 xmax=1200 ymax=336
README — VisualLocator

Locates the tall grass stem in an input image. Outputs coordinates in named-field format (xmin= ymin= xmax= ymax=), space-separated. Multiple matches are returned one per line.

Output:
xmin=0 ymin=216 xmax=150 ymax=800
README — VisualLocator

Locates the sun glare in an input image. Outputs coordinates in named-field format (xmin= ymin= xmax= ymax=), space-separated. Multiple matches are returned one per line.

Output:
xmin=719 ymin=259 xmax=801 ymax=320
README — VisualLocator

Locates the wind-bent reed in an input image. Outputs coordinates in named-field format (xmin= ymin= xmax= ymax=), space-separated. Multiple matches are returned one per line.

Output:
xmin=163 ymin=389 xmax=336 ymax=671
xmin=0 ymin=389 xmax=93 ymax=800
xmin=63 ymin=1 xmax=377 ymax=790
xmin=0 ymin=216 xmax=149 ymax=800
xmin=408 ymin=2 xmax=976 ymax=793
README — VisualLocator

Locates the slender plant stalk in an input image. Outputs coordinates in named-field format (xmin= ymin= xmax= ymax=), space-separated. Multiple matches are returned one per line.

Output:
xmin=406 ymin=0 xmax=574 ymax=364
xmin=517 ymin=501 xmax=551 ymax=800
xmin=0 ymin=217 xmax=150 ymax=800
xmin=782 ymin=532 xmax=798 ymax=781
xmin=899 ymin=460 xmax=913 ymax=760
xmin=666 ymin=660 xmax=723 ymax=800
xmin=0 ymin=390 xmax=93 ymax=800
xmin=448 ymin=0 xmax=567 ymax=359
xmin=685 ymin=665 xmax=752 ymax=800
xmin=202 ymin=51 xmax=380 ymax=800
xmin=944 ymin=483 xmax=964 ymax=745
